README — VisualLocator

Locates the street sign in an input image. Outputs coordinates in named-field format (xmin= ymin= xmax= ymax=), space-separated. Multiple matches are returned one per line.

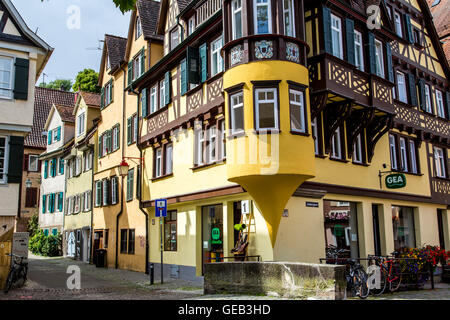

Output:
xmin=155 ymin=199 xmax=167 ymax=218
xmin=385 ymin=173 xmax=406 ymax=189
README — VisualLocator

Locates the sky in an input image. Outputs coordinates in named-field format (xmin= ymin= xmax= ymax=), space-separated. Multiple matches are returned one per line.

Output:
xmin=11 ymin=0 xmax=131 ymax=87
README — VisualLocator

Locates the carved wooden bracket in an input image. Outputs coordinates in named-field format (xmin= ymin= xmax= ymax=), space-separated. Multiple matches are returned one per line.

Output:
xmin=323 ymin=100 xmax=353 ymax=154
xmin=310 ymin=91 xmax=328 ymax=120
xmin=346 ymin=108 xmax=375 ymax=158
xmin=367 ymin=114 xmax=395 ymax=163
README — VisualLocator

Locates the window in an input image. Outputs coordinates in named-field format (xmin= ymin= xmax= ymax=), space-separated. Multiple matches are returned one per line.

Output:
xmin=103 ymin=81 xmax=113 ymax=107
xmin=211 ymin=36 xmax=224 ymax=77
xmin=133 ymin=114 xmax=138 ymax=143
xmin=283 ymin=0 xmax=295 ymax=37
xmin=127 ymin=168 xmax=134 ymax=201
xmin=230 ymin=91 xmax=244 ymax=134
xmin=111 ymin=176 xmax=118 ymax=205
xmin=231 ymin=0 xmax=242 ymax=40
xmin=188 ymin=16 xmax=196 ymax=36
xmin=409 ymin=140 xmax=417 ymax=174
xmin=165 ymin=144 xmax=173 ymax=175
xmin=133 ymin=54 xmax=142 ymax=81
xmin=434 ymin=147 xmax=446 ymax=178
xmin=135 ymin=16 xmax=142 ymax=39
xmin=254 ymin=0 xmax=272 ymax=34
xmin=311 ymin=117 xmax=319 ymax=155
xmin=399 ymin=137 xmax=408 ymax=172
xmin=195 ymin=128 xmax=205 ymax=166
xmin=392 ymin=206 xmax=415 ymax=251
xmin=159 ymin=79 xmax=165 ymax=109
xmin=220 ymin=120 xmax=226 ymax=160
xmin=330 ymin=127 xmax=342 ymax=159
xmin=353 ymin=133 xmax=363 ymax=164
xmin=389 ymin=134 xmax=398 ymax=170
xmin=396 ymin=71 xmax=407 ymax=103
xmin=0 ymin=56 xmax=13 ymax=99
xmin=128 ymin=229 xmax=135 ymax=254
xmin=207 ymin=125 xmax=217 ymax=164
xmin=436 ymin=90 xmax=445 ymax=118
xmin=150 ymin=85 xmax=158 ymax=114
xmin=59 ymin=157 xmax=64 ymax=175
xmin=120 ymin=229 xmax=128 ymax=253
xmin=75 ymin=156 xmax=81 ymax=176
xmin=386 ymin=5 xmax=392 ymax=20
xmin=112 ymin=125 xmax=120 ymax=151
xmin=84 ymin=191 xmax=91 ymax=211
xmin=53 ymin=128 xmax=59 ymax=142
xmin=102 ymin=179 xmax=109 ymax=206
xmin=289 ymin=89 xmax=306 ymax=133
xmin=331 ymin=14 xmax=343 ymax=59
xmin=25 ymin=187 xmax=38 ymax=207
xmin=394 ymin=11 xmax=403 ymax=37
xmin=424 ymin=84 xmax=432 ymax=113
xmin=170 ymin=27 xmax=180 ymax=50
xmin=127 ymin=114 xmax=138 ymax=145
xmin=375 ymin=39 xmax=385 ymax=78
xmin=164 ymin=211 xmax=177 ymax=251
xmin=77 ymin=112 xmax=85 ymax=137
xmin=155 ymin=148 xmax=162 ymax=178
xmin=28 ymin=155 xmax=39 ymax=172
xmin=354 ymin=31 xmax=364 ymax=71
xmin=95 ymin=181 xmax=102 ymax=207
xmin=413 ymin=29 xmax=421 ymax=45
xmin=255 ymin=88 xmax=279 ymax=130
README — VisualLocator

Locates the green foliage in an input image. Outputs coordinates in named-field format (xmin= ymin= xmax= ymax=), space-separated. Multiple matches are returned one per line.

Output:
xmin=27 ymin=213 xmax=39 ymax=238
xmin=72 ymin=69 xmax=100 ymax=93
xmin=29 ymin=230 xmax=62 ymax=257
xmin=113 ymin=0 xmax=137 ymax=13
xmin=39 ymin=79 xmax=73 ymax=91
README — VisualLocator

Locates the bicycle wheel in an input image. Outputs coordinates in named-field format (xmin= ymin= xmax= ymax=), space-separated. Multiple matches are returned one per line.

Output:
xmin=369 ymin=267 xmax=387 ymax=296
xmin=354 ymin=268 xmax=370 ymax=299
xmin=389 ymin=262 xmax=402 ymax=292
xmin=16 ymin=267 xmax=27 ymax=288
xmin=3 ymin=270 xmax=15 ymax=294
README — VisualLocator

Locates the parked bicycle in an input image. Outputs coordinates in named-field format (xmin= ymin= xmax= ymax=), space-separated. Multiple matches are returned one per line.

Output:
xmin=367 ymin=253 xmax=402 ymax=296
xmin=4 ymin=253 xmax=28 ymax=294
xmin=326 ymin=245 xmax=369 ymax=299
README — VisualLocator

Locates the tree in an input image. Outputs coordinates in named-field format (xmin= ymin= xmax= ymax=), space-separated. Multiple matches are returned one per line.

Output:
xmin=113 ymin=0 xmax=137 ymax=13
xmin=39 ymin=79 xmax=73 ymax=91
xmin=72 ymin=69 xmax=100 ymax=93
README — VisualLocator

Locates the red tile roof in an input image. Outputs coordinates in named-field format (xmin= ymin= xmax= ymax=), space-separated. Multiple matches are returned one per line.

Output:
xmin=25 ymin=87 xmax=75 ymax=148
xmin=55 ymin=105 xmax=76 ymax=123
xmin=429 ymin=0 xmax=449 ymax=39
xmin=79 ymin=91 xmax=101 ymax=108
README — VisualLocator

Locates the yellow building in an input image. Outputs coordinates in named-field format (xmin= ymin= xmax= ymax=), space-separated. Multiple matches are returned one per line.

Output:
xmin=124 ymin=0 xmax=450 ymax=281
xmin=92 ymin=0 xmax=164 ymax=272
xmin=63 ymin=91 xmax=100 ymax=262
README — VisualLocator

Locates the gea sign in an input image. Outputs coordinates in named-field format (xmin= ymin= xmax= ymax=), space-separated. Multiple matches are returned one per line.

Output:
xmin=385 ymin=173 xmax=406 ymax=189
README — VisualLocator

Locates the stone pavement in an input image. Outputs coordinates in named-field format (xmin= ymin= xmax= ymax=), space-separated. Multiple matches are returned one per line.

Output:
xmin=1 ymin=253 xmax=449 ymax=300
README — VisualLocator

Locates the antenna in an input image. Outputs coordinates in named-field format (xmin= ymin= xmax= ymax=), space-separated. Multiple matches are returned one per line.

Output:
xmin=85 ymin=39 xmax=105 ymax=51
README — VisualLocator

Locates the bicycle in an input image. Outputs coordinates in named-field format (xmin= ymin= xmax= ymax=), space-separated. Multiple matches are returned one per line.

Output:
xmin=326 ymin=245 xmax=369 ymax=299
xmin=4 ymin=253 xmax=28 ymax=294
xmin=367 ymin=253 xmax=402 ymax=296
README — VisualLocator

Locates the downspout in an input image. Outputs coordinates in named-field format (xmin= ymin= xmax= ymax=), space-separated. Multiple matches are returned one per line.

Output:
xmin=115 ymin=64 xmax=127 ymax=269
xmin=89 ymin=139 xmax=95 ymax=264
xmin=130 ymin=84 xmax=149 ymax=275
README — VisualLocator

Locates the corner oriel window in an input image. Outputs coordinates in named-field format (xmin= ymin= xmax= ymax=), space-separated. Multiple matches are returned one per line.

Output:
xmin=289 ymin=89 xmax=306 ymax=133
xmin=231 ymin=0 xmax=243 ymax=40
xmin=211 ymin=36 xmax=224 ymax=77
xmin=283 ymin=0 xmax=295 ymax=37
xmin=230 ymin=91 xmax=244 ymax=135
xmin=254 ymin=0 xmax=272 ymax=35
xmin=255 ymin=88 xmax=278 ymax=131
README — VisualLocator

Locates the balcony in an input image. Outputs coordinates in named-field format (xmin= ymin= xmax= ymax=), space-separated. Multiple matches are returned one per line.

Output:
xmin=308 ymin=53 xmax=395 ymax=113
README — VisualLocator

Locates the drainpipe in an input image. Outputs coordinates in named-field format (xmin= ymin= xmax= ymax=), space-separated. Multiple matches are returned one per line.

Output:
xmin=89 ymin=143 xmax=94 ymax=264
xmin=131 ymin=84 xmax=150 ymax=275
xmin=115 ymin=64 xmax=127 ymax=269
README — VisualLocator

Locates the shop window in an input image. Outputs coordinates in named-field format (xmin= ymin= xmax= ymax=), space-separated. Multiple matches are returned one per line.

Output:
xmin=392 ymin=206 xmax=416 ymax=251
xmin=164 ymin=211 xmax=177 ymax=251
xmin=255 ymin=87 xmax=279 ymax=131
xmin=202 ymin=204 xmax=224 ymax=273
xmin=253 ymin=0 xmax=272 ymax=34
xmin=324 ymin=200 xmax=360 ymax=261
xmin=231 ymin=0 xmax=242 ymax=40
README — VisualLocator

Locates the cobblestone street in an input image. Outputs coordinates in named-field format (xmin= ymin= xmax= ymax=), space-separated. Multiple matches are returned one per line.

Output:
xmin=1 ymin=254 xmax=449 ymax=300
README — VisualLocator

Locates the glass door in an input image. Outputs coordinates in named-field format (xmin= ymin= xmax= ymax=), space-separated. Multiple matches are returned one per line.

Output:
xmin=201 ymin=204 xmax=224 ymax=274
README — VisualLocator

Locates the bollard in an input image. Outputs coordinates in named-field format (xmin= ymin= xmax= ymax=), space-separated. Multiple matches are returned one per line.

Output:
xmin=150 ymin=263 xmax=154 ymax=285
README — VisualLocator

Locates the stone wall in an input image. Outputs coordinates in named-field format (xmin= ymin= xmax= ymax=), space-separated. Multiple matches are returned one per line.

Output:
xmin=204 ymin=262 xmax=347 ymax=300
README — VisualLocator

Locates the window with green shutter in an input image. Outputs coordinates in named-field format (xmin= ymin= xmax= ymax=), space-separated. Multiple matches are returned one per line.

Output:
xmin=181 ymin=59 xmax=187 ymax=96
xmin=345 ymin=18 xmax=355 ymax=65
xmin=127 ymin=168 xmax=134 ymax=201
xmin=386 ymin=43 xmax=394 ymax=82
xmin=322 ymin=6 xmax=332 ymax=54
xmin=404 ymin=14 xmax=414 ymax=44
xmin=368 ymin=32 xmax=376 ymax=75
xmin=99 ymin=134 xmax=103 ymax=158
xmin=407 ymin=74 xmax=417 ymax=107
xmin=127 ymin=118 xmax=132 ymax=145
xmin=199 ymin=43 xmax=208 ymax=83
xmin=47 ymin=132 xmax=52 ymax=145
xmin=100 ymin=87 xmax=105 ymax=109
xmin=164 ymin=71 xmax=171 ymax=105
xmin=57 ymin=127 xmax=61 ymax=141
xmin=13 ymin=58 xmax=29 ymax=100
xmin=127 ymin=61 xmax=133 ymax=86
xmin=42 ymin=195 xmax=46 ymax=213
xmin=187 ymin=46 xmax=200 ymax=85
xmin=141 ymin=88 xmax=148 ymax=117
xmin=140 ymin=48 xmax=146 ymax=75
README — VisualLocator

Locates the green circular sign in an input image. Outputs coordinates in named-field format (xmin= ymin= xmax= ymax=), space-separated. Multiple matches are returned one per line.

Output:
xmin=385 ymin=173 xmax=406 ymax=189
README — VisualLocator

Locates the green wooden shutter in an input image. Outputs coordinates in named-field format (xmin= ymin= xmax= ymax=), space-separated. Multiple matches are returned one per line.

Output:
xmin=44 ymin=160 xmax=48 ymax=179
xmin=116 ymin=125 xmax=120 ymax=150
xmin=181 ymin=59 xmax=187 ymax=95
xmin=386 ymin=43 xmax=394 ymax=83
xmin=142 ymin=88 xmax=148 ymax=117
xmin=140 ymin=48 xmax=146 ymax=76
xmin=59 ymin=192 xmax=63 ymax=212
xmin=98 ymin=134 xmax=103 ymax=158
xmin=57 ymin=127 xmax=61 ymax=141
xmin=44 ymin=229 xmax=49 ymax=236
xmin=13 ymin=58 xmax=29 ymax=100
xmin=345 ymin=18 xmax=355 ymax=65
xmin=59 ymin=158 xmax=64 ymax=174
xmin=418 ymin=79 xmax=426 ymax=111
xmin=164 ymin=71 xmax=171 ymax=105
xmin=107 ymin=130 xmax=112 ymax=153
xmin=100 ymin=87 xmax=104 ymax=109
xmin=404 ymin=14 xmax=413 ymax=44
xmin=407 ymin=74 xmax=417 ymax=107
xmin=368 ymin=32 xmax=376 ymax=75
xmin=322 ymin=6 xmax=332 ymax=54
xmin=127 ymin=118 xmax=132 ymax=145
xmin=47 ymin=131 xmax=52 ymax=145
xmin=42 ymin=195 xmax=46 ymax=214
xmin=445 ymin=91 xmax=450 ymax=120
xmin=7 ymin=136 xmax=24 ymax=183
xmin=199 ymin=43 xmax=208 ymax=82
xmin=187 ymin=46 xmax=200 ymax=85
xmin=127 ymin=61 xmax=133 ymax=86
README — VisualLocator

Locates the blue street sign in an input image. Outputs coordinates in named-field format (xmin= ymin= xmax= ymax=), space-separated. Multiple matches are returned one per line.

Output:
xmin=155 ymin=199 xmax=167 ymax=218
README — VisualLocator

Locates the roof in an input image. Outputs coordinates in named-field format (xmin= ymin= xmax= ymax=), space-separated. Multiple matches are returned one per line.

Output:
xmin=428 ymin=0 xmax=449 ymax=39
xmin=55 ymin=105 xmax=76 ymax=123
xmin=105 ymin=34 xmax=128 ymax=71
xmin=177 ymin=0 xmax=192 ymax=13
xmin=137 ymin=0 xmax=163 ymax=40
xmin=79 ymin=91 xmax=101 ymax=108
xmin=25 ymin=87 xmax=75 ymax=148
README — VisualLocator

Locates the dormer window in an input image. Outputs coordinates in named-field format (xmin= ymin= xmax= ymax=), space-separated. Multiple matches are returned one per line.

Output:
xmin=135 ymin=16 xmax=142 ymax=40
xmin=188 ymin=16 xmax=196 ymax=36
xmin=77 ymin=112 xmax=85 ymax=137
xmin=282 ymin=0 xmax=295 ymax=37
xmin=170 ymin=27 xmax=180 ymax=51
xmin=231 ymin=0 xmax=243 ymax=40
xmin=254 ymin=0 xmax=272 ymax=35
